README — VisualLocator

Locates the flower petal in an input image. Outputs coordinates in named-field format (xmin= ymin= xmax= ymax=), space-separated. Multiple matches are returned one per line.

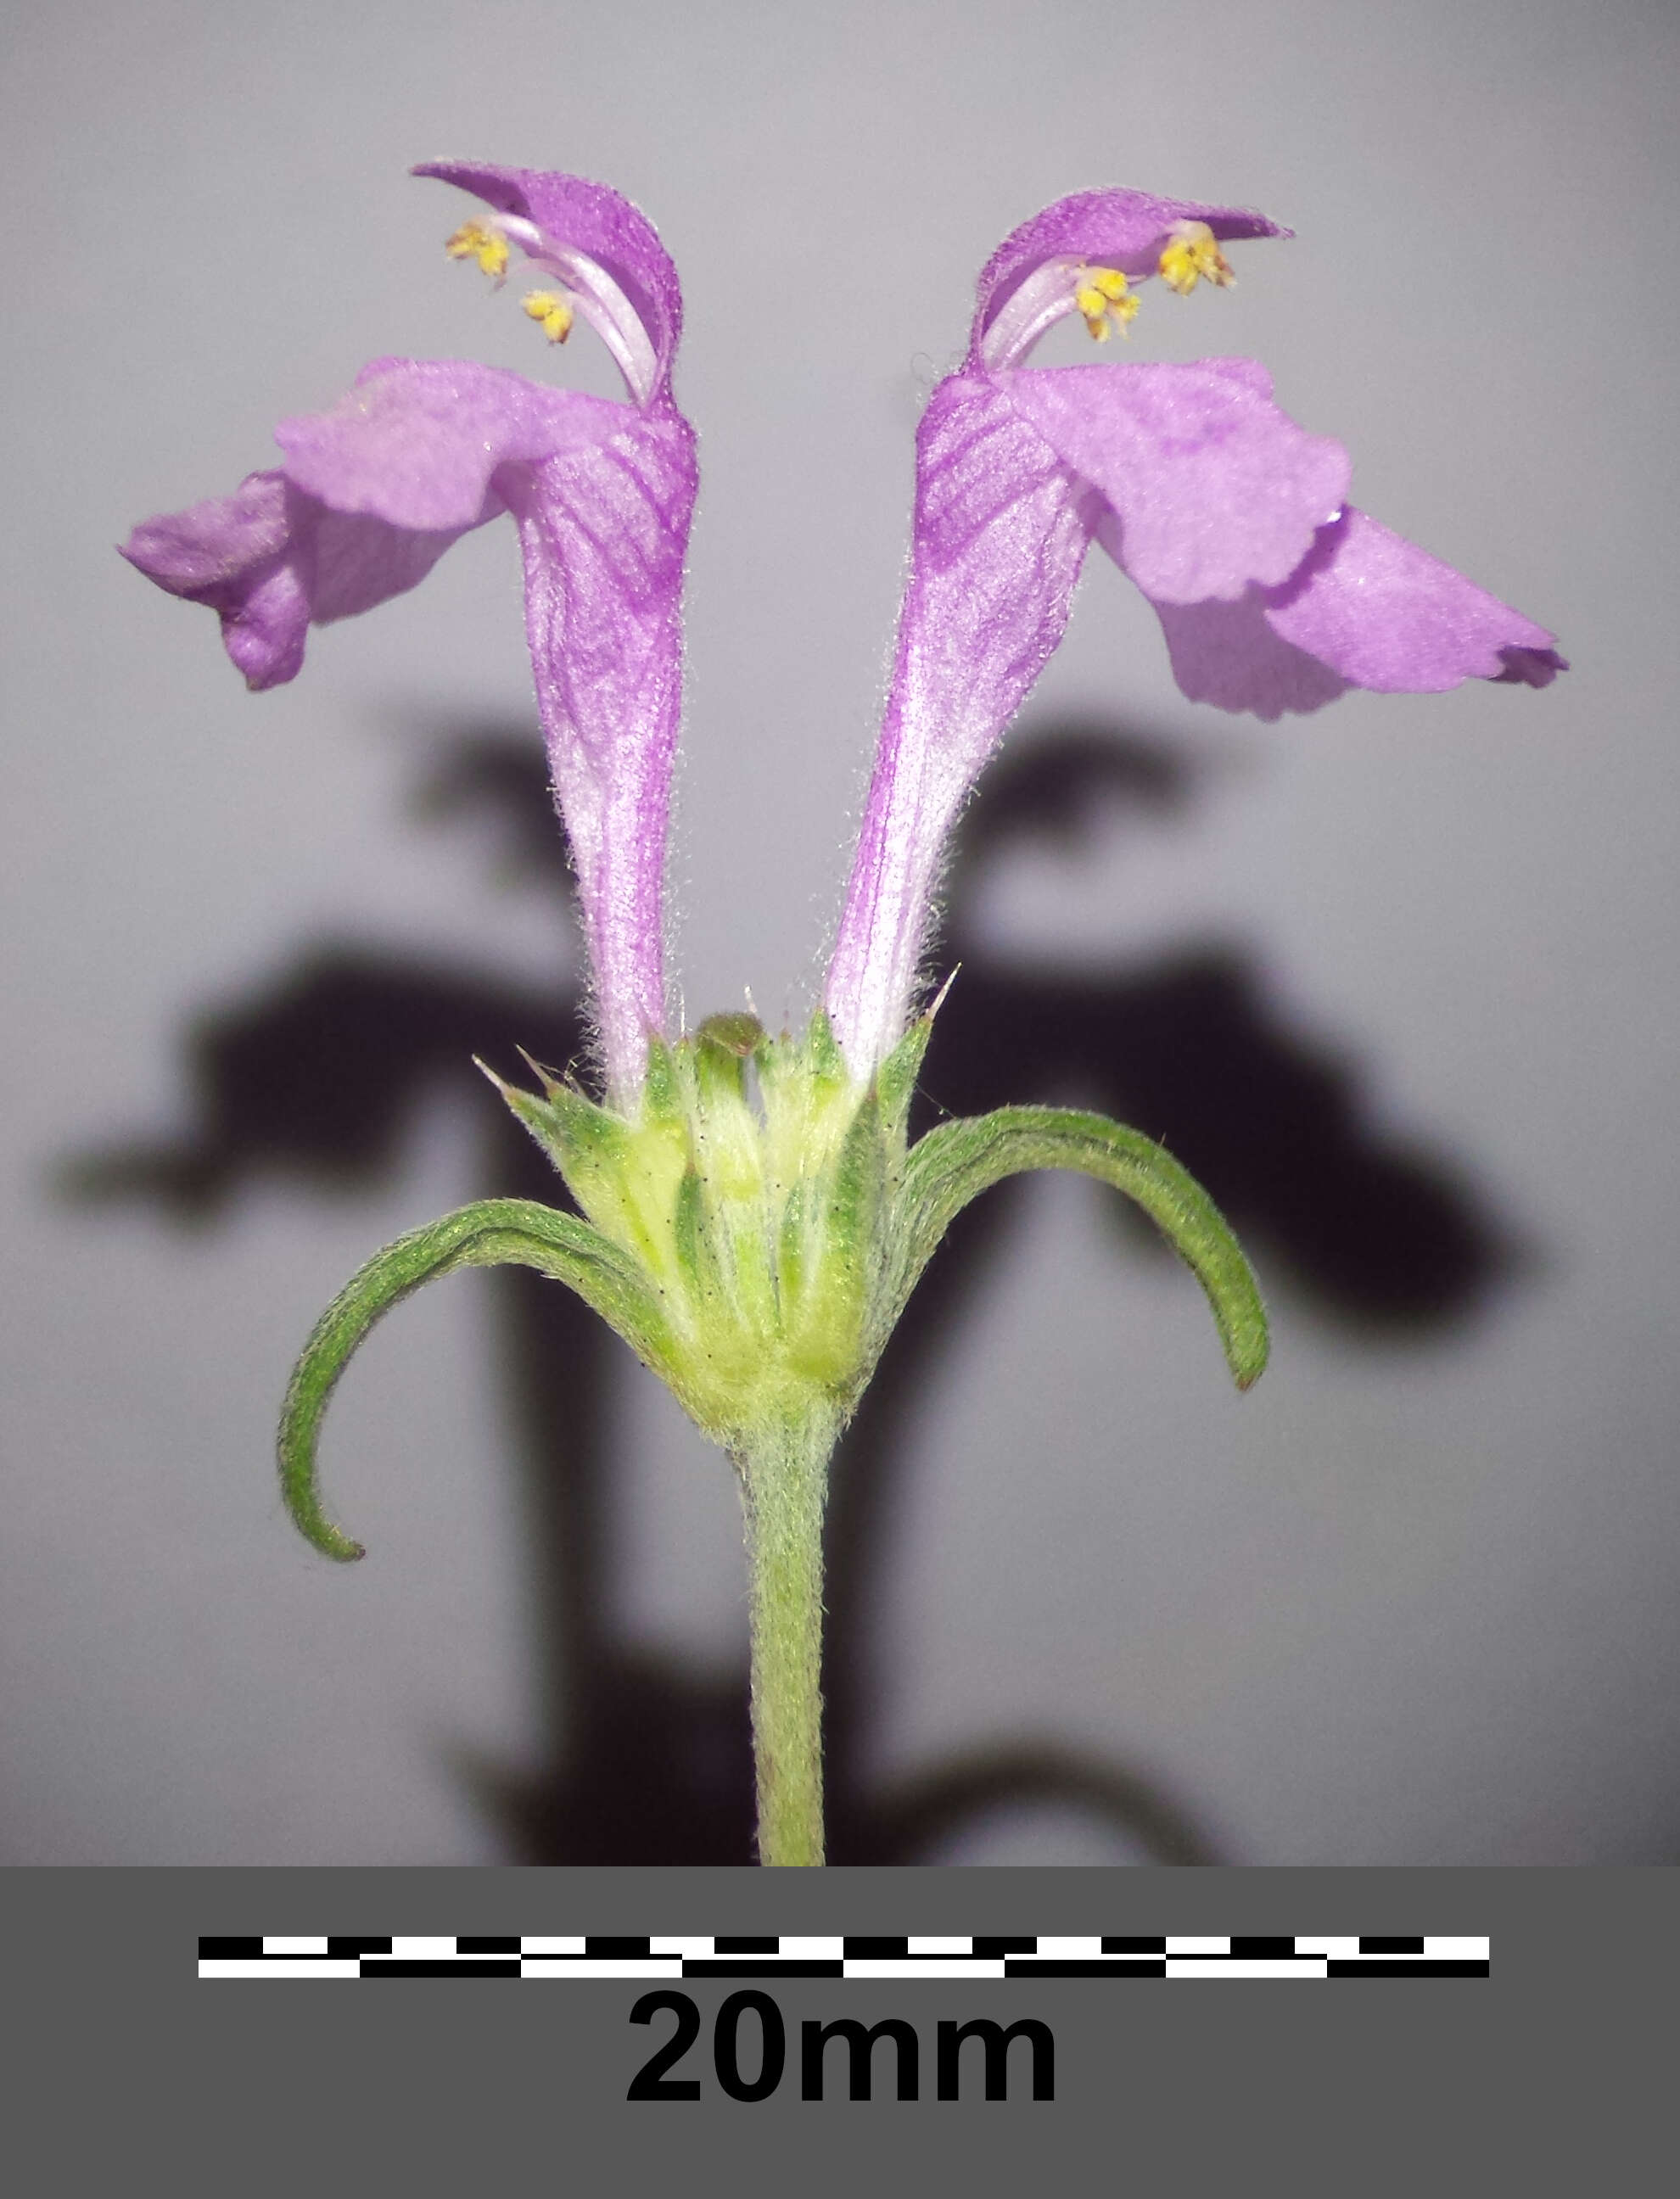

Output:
xmin=975 ymin=188 xmax=1289 ymax=369
xmin=277 ymin=356 xmax=604 ymax=530
xmin=1262 ymin=506 xmax=1568 ymax=692
xmin=1002 ymin=358 xmax=1350 ymax=603
xmin=125 ymin=361 xmax=610 ymax=689
xmin=1150 ymin=579 xmax=1352 ymax=720
xmin=121 ymin=469 xmax=470 ymax=690
xmin=414 ymin=159 xmax=681 ymax=406
xmin=826 ymin=373 xmax=1092 ymax=1070
xmin=505 ymin=404 xmax=698 ymax=1100
xmin=1151 ymin=505 xmax=1566 ymax=714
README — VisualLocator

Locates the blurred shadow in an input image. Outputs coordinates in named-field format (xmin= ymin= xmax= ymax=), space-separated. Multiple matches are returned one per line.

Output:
xmin=820 ymin=725 xmax=1523 ymax=1823
xmin=64 ymin=715 xmax=1521 ymax=1866
xmin=925 ymin=720 xmax=1516 ymax=1328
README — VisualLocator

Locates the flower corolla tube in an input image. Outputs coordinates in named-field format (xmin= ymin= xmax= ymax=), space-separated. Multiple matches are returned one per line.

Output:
xmin=123 ymin=168 xmax=1565 ymax=1866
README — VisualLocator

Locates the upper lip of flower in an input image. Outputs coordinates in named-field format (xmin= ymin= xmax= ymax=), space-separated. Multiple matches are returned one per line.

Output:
xmin=412 ymin=159 xmax=681 ymax=409
xmin=972 ymin=187 xmax=1291 ymax=372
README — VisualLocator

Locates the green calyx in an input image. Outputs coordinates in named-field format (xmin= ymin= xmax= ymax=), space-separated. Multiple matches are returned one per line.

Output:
xmin=478 ymin=1007 xmax=925 ymax=1444
xmin=277 ymin=999 xmax=1267 ymax=1560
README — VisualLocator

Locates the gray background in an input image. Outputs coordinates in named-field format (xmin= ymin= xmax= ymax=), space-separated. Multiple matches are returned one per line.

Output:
xmin=3 ymin=0 xmax=1674 ymax=1864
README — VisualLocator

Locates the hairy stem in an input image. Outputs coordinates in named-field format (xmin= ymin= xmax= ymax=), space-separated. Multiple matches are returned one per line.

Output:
xmin=737 ymin=1408 xmax=841 ymax=1866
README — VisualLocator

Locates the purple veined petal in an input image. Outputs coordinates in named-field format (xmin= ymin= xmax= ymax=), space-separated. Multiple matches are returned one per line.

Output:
xmin=414 ymin=160 xmax=681 ymax=408
xmin=826 ymin=373 xmax=1093 ymax=1072
xmin=504 ymin=404 xmax=698 ymax=1101
xmin=1151 ymin=505 xmax=1566 ymax=715
xmin=976 ymin=188 xmax=1290 ymax=372
xmin=1002 ymin=358 xmax=1351 ymax=604
xmin=121 ymin=468 xmax=477 ymax=690
xmin=126 ymin=353 xmax=699 ymax=1097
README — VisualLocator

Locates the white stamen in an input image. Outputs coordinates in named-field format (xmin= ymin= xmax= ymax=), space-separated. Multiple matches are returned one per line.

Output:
xmin=500 ymin=214 xmax=660 ymax=405
xmin=980 ymin=260 xmax=1093 ymax=372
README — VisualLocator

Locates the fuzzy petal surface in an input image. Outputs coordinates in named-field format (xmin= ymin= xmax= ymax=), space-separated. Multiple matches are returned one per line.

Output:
xmin=1002 ymin=360 xmax=1350 ymax=603
xmin=506 ymin=405 xmax=698 ymax=1097
xmin=826 ymin=373 xmax=1091 ymax=1069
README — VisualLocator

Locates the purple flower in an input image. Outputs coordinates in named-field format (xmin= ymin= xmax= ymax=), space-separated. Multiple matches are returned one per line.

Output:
xmin=122 ymin=162 xmax=697 ymax=1103
xmin=825 ymin=189 xmax=1567 ymax=1075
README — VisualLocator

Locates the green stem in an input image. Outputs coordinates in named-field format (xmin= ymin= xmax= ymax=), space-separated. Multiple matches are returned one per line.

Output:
xmin=738 ymin=1408 xmax=841 ymax=1866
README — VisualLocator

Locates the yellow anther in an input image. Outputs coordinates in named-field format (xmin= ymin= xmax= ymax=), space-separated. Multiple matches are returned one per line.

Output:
xmin=445 ymin=221 xmax=510 ymax=281
xmin=522 ymin=289 xmax=574 ymax=344
xmin=1157 ymin=221 xmax=1235 ymax=296
xmin=1075 ymin=265 xmax=1140 ymax=342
